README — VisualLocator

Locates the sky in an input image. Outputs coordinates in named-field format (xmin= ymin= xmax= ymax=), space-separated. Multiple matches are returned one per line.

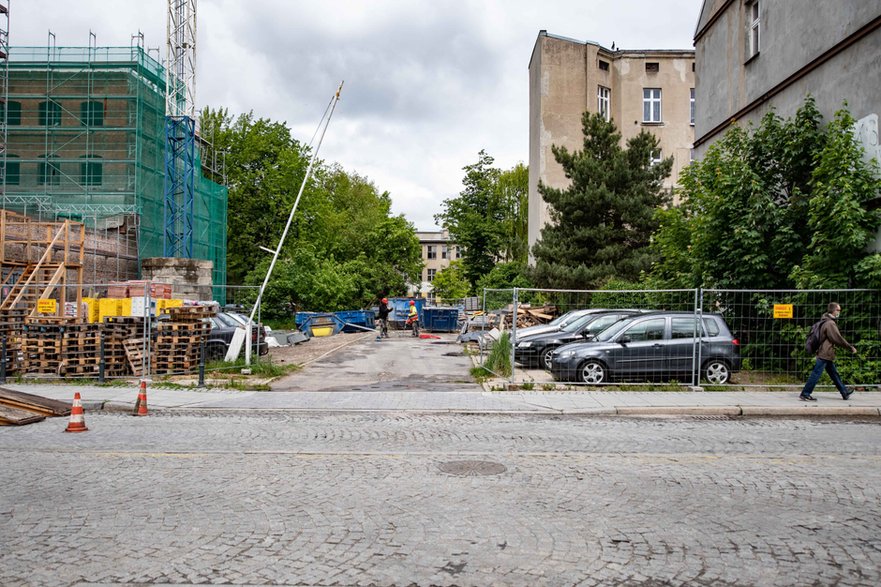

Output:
xmin=12 ymin=0 xmax=699 ymax=230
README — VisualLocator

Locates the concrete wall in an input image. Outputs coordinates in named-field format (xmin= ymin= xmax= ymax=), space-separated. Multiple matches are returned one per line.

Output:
xmin=694 ymin=0 xmax=881 ymax=156
xmin=528 ymin=32 xmax=695 ymax=261
xmin=141 ymin=257 xmax=214 ymax=301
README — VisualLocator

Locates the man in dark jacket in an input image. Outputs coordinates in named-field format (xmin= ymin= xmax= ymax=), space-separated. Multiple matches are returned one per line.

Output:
xmin=800 ymin=302 xmax=857 ymax=401
xmin=377 ymin=298 xmax=391 ymax=338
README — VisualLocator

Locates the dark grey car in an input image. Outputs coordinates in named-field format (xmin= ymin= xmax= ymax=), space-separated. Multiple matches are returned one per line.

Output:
xmin=549 ymin=311 xmax=741 ymax=385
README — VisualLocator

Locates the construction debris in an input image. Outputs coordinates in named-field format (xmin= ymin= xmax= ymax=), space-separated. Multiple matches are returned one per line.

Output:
xmin=0 ymin=387 xmax=71 ymax=426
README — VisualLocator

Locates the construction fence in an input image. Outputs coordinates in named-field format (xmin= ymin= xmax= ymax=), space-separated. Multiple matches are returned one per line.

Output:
xmin=479 ymin=288 xmax=881 ymax=389
xmin=0 ymin=282 xmax=263 ymax=382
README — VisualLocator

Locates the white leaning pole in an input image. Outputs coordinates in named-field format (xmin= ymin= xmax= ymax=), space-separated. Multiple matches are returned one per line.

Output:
xmin=245 ymin=81 xmax=344 ymax=366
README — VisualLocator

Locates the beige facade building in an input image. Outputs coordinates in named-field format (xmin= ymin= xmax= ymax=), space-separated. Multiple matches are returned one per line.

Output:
xmin=528 ymin=31 xmax=695 ymax=259
xmin=412 ymin=230 xmax=461 ymax=299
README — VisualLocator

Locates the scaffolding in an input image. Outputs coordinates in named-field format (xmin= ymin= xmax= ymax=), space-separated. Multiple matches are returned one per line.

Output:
xmin=2 ymin=40 xmax=226 ymax=289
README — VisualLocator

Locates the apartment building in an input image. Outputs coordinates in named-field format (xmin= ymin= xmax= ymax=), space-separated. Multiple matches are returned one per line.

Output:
xmin=528 ymin=31 xmax=695 ymax=259
xmin=413 ymin=230 xmax=461 ymax=299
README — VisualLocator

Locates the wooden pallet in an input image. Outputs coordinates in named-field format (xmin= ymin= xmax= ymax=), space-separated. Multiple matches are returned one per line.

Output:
xmin=123 ymin=338 xmax=148 ymax=377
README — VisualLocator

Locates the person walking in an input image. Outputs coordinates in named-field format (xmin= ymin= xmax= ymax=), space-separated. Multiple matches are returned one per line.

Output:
xmin=800 ymin=302 xmax=857 ymax=401
xmin=406 ymin=300 xmax=420 ymax=337
xmin=377 ymin=297 xmax=391 ymax=338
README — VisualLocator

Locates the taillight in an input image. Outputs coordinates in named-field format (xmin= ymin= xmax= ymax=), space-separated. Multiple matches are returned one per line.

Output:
xmin=731 ymin=338 xmax=740 ymax=346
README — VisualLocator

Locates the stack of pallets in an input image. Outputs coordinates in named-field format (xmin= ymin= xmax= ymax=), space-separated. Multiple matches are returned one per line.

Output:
xmin=153 ymin=306 xmax=214 ymax=375
xmin=0 ymin=308 xmax=28 ymax=372
xmin=59 ymin=322 xmax=102 ymax=377
xmin=103 ymin=316 xmax=148 ymax=377
xmin=21 ymin=317 xmax=73 ymax=376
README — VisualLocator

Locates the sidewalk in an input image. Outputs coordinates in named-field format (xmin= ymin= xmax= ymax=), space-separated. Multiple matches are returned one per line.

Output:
xmin=3 ymin=383 xmax=880 ymax=417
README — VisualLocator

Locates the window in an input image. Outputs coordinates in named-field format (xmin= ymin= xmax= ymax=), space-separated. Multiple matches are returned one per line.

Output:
xmin=671 ymin=318 xmax=701 ymax=339
xmin=426 ymin=245 xmax=436 ymax=260
xmin=650 ymin=149 xmax=663 ymax=166
xmin=1 ymin=101 xmax=22 ymax=125
xmin=747 ymin=0 xmax=760 ymax=59
xmin=80 ymin=155 xmax=102 ymax=186
xmin=38 ymin=100 xmax=62 ymax=126
xmin=80 ymin=101 xmax=104 ymax=126
xmin=441 ymin=245 xmax=448 ymax=260
xmin=4 ymin=155 xmax=20 ymax=185
xmin=38 ymin=156 xmax=61 ymax=186
xmin=597 ymin=86 xmax=611 ymax=121
xmin=598 ymin=59 xmax=609 ymax=71
xmin=622 ymin=318 xmax=666 ymax=342
xmin=643 ymin=88 xmax=662 ymax=123
xmin=427 ymin=268 xmax=436 ymax=282
xmin=690 ymin=88 xmax=695 ymax=125
xmin=645 ymin=62 xmax=659 ymax=73
xmin=703 ymin=317 xmax=720 ymax=336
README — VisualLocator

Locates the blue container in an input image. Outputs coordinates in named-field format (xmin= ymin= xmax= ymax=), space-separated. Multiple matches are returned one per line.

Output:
xmin=423 ymin=307 xmax=459 ymax=332
xmin=389 ymin=297 xmax=424 ymax=326
xmin=334 ymin=309 xmax=376 ymax=333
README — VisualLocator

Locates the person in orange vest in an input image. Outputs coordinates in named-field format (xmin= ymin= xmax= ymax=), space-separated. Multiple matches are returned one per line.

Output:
xmin=405 ymin=300 xmax=420 ymax=337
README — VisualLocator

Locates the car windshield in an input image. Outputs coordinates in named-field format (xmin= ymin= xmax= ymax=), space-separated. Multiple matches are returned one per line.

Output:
xmin=561 ymin=313 xmax=595 ymax=333
xmin=594 ymin=316 xmax=635 ymax=342
xmin=584 ymin=313 xmax=627 ymax=335
xmin=548 ymin=311 xmax=575 ymax=327
xmin=215 ymin=313 xmax=241 ymax=328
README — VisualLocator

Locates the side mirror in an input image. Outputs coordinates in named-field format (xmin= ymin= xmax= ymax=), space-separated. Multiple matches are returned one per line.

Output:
xmin=618 ymin=336 xmax=631 ymax=344
xmin=581 ymin=332 xmax=595 ymax=340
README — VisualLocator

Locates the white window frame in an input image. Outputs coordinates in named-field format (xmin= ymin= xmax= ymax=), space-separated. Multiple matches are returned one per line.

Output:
xmin=650 ymin=148 xmax=663 ymax=167
xmin=643 ymin=88 xmax=662 ymax=123
xmin=747 ymin=0 xmax=760 ymax=59
xmin=690 ymin=88 xmax=695 ymax=125
xmin=597 ymin=86 xmax=611 ymax=121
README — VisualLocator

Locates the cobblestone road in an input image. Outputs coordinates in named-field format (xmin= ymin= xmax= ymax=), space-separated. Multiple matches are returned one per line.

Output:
xmin=2 ymin=413 xmax=880 ymax=586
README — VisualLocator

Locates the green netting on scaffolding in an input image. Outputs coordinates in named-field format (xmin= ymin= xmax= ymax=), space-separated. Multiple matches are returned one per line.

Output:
xmin=4 ymin=45 xmax=227 ymax=296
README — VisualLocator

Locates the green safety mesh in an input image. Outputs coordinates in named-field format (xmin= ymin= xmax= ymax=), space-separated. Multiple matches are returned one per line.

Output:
xmin=3 ymin=46 xmax=227 ymax=296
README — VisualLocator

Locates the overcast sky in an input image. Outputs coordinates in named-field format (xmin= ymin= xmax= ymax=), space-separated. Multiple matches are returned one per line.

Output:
xmin=13 ymin=0 xmax=699 ymax=230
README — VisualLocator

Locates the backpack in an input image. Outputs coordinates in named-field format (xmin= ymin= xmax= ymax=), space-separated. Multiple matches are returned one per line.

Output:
xmin=805 ymin=318 xmax=828 ymax=355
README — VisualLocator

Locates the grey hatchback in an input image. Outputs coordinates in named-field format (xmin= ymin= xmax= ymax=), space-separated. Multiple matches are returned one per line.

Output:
xmin=549 ymin=311 xmax=741 ymax=385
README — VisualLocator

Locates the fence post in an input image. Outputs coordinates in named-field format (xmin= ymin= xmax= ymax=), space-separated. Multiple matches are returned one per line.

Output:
xmin=0 ymin=335 xmax=6 ymax=385
xmin=510 ymin=287 xmax=518 ymax=386
xmin=98 ymin=332 xmax=106 ymax=384
xmin=199 ymin=337 xmax=206 ymax=387
xmin=695 ymin=288 xmax=705 ymax=390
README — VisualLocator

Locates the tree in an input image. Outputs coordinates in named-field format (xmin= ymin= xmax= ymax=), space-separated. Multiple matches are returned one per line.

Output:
xmin=532 ymin=112 xmax=672 ymax=289
xmin=651 ymin=98 xmax=881 ymax=289
xmin=430 ymin=260 xmax=470 ymax=301
xmin=435 ymin=152 xmax=529 ymax=291
xmin=201 ymin=107 xmax=423 ymax=316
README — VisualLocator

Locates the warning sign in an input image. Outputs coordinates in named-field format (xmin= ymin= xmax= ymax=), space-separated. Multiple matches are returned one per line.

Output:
xmin=773 ymin=304 xmax=793 ymax=319
xmin=37 ymin=299 xmax=57 ymax=314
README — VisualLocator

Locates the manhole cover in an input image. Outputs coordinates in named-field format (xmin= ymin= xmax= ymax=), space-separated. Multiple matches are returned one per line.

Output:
xmin=438 ymin=460 xmax=507 ymax=476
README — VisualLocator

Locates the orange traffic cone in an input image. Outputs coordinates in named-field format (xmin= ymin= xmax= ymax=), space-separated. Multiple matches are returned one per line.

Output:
xmin=64 ymin=392 xmax=89 ymax=433
xmin=133 ymin=379 xmax=148 ymax=417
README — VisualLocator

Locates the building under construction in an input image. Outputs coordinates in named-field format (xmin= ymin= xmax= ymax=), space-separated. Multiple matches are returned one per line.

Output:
xmin=1 ymin=41 xmax=227 ymax=287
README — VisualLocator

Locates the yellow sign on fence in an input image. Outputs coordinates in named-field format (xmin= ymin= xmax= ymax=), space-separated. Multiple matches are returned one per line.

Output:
xmin=773 ymin=304 xmax=794 ymax=319
xmin=37 ymin=299 xmax=57 ymax=314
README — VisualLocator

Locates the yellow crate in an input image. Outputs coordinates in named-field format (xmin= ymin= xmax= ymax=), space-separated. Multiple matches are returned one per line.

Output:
xmin=83 ymin=297 xmax=100 ymax=323
xmin=119 ymin=298 xmax=133 ymax=317
xmin=98 ymin=298 xmax=122 ymax=322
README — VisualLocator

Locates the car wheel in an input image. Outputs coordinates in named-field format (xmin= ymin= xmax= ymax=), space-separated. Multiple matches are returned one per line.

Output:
xmin=579 ymin=360 xmax=606 ymax=385
xmin=206 ymin=343 xmax=227 ymax=362
xmin=541 ymin=347 xmax=557 ymax=370
xmin=703 ymin=360 xmax=730 ymax=384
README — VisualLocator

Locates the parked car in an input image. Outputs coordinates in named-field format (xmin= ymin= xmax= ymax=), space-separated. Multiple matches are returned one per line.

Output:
xmin=515 ymin=310 xmax=642 ymax=370
xmin=515 ymin=308 xmax=616 ymax=341
xmin=205 ymin=312 xmax=269 ymax=360
xmin=549 ymin=311 xmax=741 ymax=385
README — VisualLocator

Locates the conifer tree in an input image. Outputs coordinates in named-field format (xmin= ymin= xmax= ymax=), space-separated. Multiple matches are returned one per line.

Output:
xmin=532 ymin=112 xmax=672 ymax=289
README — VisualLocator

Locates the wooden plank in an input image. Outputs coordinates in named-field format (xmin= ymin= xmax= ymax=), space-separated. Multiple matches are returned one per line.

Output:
xmin=0 ymin=404 xmax=47 ymax=426
xmin=0 ymin=387 xmax=72 ymax=416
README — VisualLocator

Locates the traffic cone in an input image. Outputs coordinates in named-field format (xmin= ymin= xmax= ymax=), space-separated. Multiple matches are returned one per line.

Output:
xmin=132 ymin=379 xmax=148 ymax=417
xmin=64 ymin=392 xmax=89 ymax=433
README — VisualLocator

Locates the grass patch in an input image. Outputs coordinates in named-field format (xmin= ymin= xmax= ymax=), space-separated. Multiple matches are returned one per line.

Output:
xmin=205 ymin=356 xmax=300 ymax=378
xmin=470 ymin=366 xmax=493 ymax=382
xmin=484 ymin=332 xmax=512 ymax=377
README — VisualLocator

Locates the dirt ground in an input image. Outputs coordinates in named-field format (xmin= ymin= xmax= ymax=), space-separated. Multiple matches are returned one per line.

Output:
xmin=265 ymin=332 xmax=374 ymax=367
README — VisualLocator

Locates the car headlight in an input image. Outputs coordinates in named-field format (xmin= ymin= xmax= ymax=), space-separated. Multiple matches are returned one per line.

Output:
xmin=557 ymin=349 xmax=576 ymax=359
xmin=516 ymin=341 xmax=532 ymax=348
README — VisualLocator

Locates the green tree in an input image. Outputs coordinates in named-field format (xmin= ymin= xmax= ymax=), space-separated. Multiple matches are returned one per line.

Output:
xmin=532 ymin=112 xmax=672 ymax=289
xmin=435 ymin=152 xmax=529 ymax=291
xmin=651 ymin=98 xmax=881 ymax=289
xmin=430 ymin=260 xmax=470 ymax=301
